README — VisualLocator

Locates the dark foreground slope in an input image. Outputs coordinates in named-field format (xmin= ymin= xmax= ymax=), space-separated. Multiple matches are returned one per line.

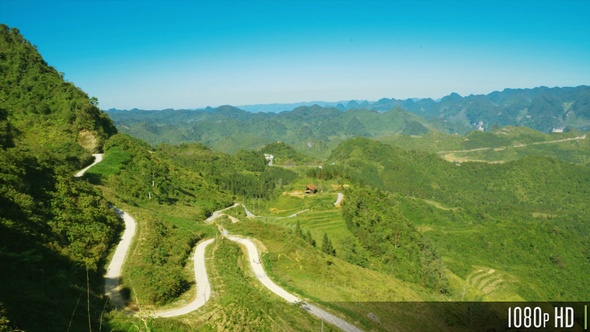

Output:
xmin=0 ymin=25 xmax=119 ymax=331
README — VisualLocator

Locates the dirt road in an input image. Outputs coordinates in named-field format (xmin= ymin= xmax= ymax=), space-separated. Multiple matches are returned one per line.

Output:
xmin=153 ymin=238 xmax=214 ymax=318
xmin=104 ymin=208 xmax=136 ymax=309
xmin=227 ymin=235 xmax=363 ymax=332
xmin=74 ymin=153 xmax=103 ymax=177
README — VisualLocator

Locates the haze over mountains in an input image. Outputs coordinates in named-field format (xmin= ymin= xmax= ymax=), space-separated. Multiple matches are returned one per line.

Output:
xmin=107 ymin=85 xmax=590 ymax=157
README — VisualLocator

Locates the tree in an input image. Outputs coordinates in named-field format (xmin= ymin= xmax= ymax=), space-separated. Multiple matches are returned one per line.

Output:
xmin=305 ymin=230 xmax=316 ymax=247
xmin=321 ymin=232 xmax=336 ymax=256
xmin=295 ymin=220 xmax=303 ymax=239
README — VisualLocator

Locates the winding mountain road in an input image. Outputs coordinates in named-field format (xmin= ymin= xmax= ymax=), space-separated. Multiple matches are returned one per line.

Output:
xmin=104 ymin=208 xmax=136 ymax=310
xmin=104 ymin=209 xmax=214 ymax=317
xmin=153 ymin=238 xmax=214 ymax=318
xmin=74 ymin=153 xmax=103 ymax=177
xmin=76 ymin=152 xmax=214 ymax=317
xmin=79 ymin=154 xmax=362 ymax=330
xmin=226 ymin=234 xmax=363 ymax=332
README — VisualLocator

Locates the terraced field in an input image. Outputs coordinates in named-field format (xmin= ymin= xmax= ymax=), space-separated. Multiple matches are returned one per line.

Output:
xmin=465 ymin=266 xmax=522 ymax=301
xmin=245 ymin=190 xmax=355 ymax=256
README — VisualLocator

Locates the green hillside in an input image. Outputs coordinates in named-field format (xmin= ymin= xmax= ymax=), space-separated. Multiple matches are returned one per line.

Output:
xmin=324 ymin=137 xmax=590 ymax=301
xmin=357 ymin=86 xmax=590 ymax=133
xmin=379 ymin=126 xmax=590 ymax=165
xmin=107 ymin=104 xmax=433 ymax=158
xmin=0 ymin=25 xmax=119 ymax=331
xmin=2 ymin=23 xmax=589 ymax=331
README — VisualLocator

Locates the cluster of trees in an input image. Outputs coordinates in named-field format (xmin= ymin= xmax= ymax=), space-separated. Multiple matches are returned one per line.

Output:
xmin=342 ymin=187 xmax=448 ymax=292
xmin=330 ymin=137 xmax=590 ymax=219
xmin=155 ymin=142 xmax=298 ymax=202
xmin=294 ymin=221 xmax=335 ymax=257
xmin=259 ymin=141 xmax=313 ymax=165
xmin=128 ymin=218 xmax=204 ymax=304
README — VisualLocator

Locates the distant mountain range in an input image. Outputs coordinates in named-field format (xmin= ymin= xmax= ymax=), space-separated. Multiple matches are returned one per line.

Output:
xmin=110 ymin=85 xmax=590 ymax=133
xmin=106 ymin=85 xmax=590 ymax=156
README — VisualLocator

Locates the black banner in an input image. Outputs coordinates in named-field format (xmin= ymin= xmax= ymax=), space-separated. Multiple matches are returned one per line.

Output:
xmin=322 ymin=302 xmax=588 ymax=331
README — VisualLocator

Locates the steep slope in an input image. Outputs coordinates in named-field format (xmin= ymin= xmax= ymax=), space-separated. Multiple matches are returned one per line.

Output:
xmin=0 ymin=25 xmax=116 ymax=156
xmin=0 ymin=25 xmax=120 ymax=331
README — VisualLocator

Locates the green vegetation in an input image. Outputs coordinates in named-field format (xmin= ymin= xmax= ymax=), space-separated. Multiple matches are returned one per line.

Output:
xmin=378 ymin=126 xmax=590 ymax=165
xmin=107 ymin=86 xmax=590 ymax=159
xmin=259 ymin=141 xmax=315 ymax=165
xmin=0 ymin=25 xmax=116 ymax=155
xmin=107 ymin=104 xmax=434 ymax=159
xmin=324 ymin=137 xmax=590 ymax=301
xmin=2 ymin=22 xmax=589 ymax=331
xmin=226 ymin=219 xmax=460 ymax=331
xmin=200 ymin=238 xmax=325 ymax=331
xmin=0 ymin=25 xmax=119 ymax=331
xmin=342 ymin=187 xmax=447 ymax=293
xmin=86 ymin=147 xmax=132 ymax=177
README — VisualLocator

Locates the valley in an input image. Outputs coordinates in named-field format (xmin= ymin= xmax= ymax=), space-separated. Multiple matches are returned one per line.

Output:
xmin=1 ymin=24 xmax=589 ymax=331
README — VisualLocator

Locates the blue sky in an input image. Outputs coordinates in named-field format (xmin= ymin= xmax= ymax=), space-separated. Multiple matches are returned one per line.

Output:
xmin=1 ymin=0 xmax=589 ymax=110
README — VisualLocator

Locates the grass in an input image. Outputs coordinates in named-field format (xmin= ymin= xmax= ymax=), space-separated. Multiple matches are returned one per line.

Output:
xmin=225 ymin=219 xmax=467 ymax=331
xmin=396 ymin=196 xmax=590 ymax=302
xmin=198 ymin=237 xmax=326 ymax=331
xmin=85 ymin=147 xmax=132 ymax=177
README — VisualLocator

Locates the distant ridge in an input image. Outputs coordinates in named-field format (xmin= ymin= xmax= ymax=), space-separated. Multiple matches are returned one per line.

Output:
xmin=107 ymin=85 xmax=590 ymax=138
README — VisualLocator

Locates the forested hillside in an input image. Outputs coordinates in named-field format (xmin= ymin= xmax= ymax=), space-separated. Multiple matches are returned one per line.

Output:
xmin=107 ymin=104 xmax=432 ymax=157
xmin=106 ymin=85 xmax=590 ymax=159
xmin=367 ymin=86 xmax=590 ymax=133
xmin=2 ymin=21 xmax=589 ymax=331
xmin=319 ymin=138 xmax=590 ymax=301
xmin=0 ymin=25 xmax=120 ymax=331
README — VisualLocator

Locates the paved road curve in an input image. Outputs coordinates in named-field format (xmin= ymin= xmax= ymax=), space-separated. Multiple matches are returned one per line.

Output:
xmin=226 ymin=235 xmax=364 ymax=332
xmin=104 ymin=208 xmax=136 ymax=309
xmin=75 ymin=151 xmax=214 ymax=317
xmin=74 ymin=153 xmax=103 ymax=177
xmin=153 ymin=238 xmax=214 ymax=318
xmin=102 ymin=207 xmax=214 ymax=316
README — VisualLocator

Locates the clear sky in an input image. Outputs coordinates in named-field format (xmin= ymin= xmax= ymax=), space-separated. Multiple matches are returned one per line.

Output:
xmin=1 ymin=0 xmax=589 ymax=110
